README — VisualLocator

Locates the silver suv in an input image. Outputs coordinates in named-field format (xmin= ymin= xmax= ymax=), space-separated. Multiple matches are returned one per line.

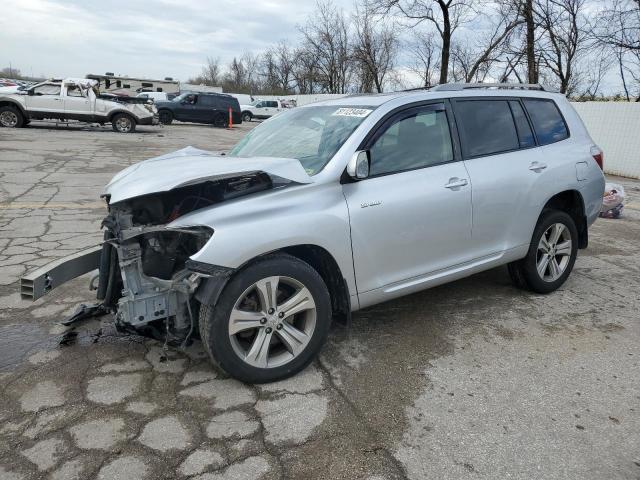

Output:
xmin=22 ymin=83 xmax=605 ymax=383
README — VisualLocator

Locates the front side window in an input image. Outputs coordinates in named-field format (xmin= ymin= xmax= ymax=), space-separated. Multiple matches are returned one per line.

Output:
xmin=369 ymin=105 xmax=454 ymax=176
xmin=456 ymin=100 xmax=519 ymax=157
xmin=523 ymin=99 xmax=569 ymax=145
xmin=33 ymin=84 xmax=61 ymax=95
xmin=230 ymin=105 xmax=375 ymax=175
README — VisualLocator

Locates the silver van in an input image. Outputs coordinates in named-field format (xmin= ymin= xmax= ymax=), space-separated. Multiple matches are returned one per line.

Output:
xmin=22 ymin=84 xmax=605 ymax=383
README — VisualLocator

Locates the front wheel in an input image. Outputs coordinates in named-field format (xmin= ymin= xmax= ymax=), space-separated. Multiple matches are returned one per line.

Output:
xmin=509 ymin=209 xmax=578 ymax=294
xmin=199 ymin=253 xmax=331 ymax=383
xmin=0 ymin=106 xmax=24 ymax=128
xmin=111 ymin=113 xmax=136 ymax=133
xmin=242 ymin=111 xmax=252 ymax=122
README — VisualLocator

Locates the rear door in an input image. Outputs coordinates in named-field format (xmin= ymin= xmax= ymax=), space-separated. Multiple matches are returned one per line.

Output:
xmin=451 ymin=97 xmax=559 ymax=259
xmin=63 ymin=84 xmax=92 ymax=120
xmin=198 ymin=95 xmax=220 ymax=123
xmin=343 ymin=101 xmax=473 ymax=300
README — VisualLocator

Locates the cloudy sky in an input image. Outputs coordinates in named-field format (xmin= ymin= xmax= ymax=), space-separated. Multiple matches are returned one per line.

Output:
xmin=0 ymin=0 xmax=623 ymax=93
xmin=0 ymin=0 xmax=351 ymax=80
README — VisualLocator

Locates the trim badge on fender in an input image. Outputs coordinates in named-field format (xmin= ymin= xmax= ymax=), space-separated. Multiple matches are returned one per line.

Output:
xmin=361 ymin=200 xmax=382 ymax=208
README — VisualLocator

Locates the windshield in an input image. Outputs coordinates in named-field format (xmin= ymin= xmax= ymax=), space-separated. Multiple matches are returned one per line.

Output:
xmin=229 ymin=105 xmax=375 ymax=175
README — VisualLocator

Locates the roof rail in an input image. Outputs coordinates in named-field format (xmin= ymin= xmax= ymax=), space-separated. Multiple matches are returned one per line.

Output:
xmin=431 ymin=83 xmax=547 ymax=92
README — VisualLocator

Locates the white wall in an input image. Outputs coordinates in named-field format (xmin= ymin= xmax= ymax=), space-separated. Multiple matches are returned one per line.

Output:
xmin=571 ymin=102 xmax=640 ymax=179
xmin=253 ymin=93 xmax=349 ymax=106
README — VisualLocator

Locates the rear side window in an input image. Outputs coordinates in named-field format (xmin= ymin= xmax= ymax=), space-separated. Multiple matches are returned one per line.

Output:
xmin=455 ymin=100 xmax=519 ymax=157
xmin=509 ymin=101 xmax=535 ymax=148
xmin=522 ymin=99 xmax=568 ymax=145
xmin=200 ymin=96 xmax=219 ymax=107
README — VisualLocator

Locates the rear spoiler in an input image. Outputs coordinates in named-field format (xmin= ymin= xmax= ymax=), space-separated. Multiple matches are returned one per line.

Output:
xmin=20 ymin=246 xmax=102 ymax=301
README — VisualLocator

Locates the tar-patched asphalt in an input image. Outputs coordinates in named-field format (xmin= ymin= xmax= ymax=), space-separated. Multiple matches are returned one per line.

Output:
xmin=0 ymin=120 xmax=639 ymax=480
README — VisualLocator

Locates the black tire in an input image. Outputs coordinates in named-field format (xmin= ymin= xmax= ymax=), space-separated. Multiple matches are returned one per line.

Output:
xmin=213 ymin=112 xmax=228 ymax=128
xmin=509 ymin=209 xmax=578 ymax=294
xmin=111 ymin=113 xmax=136 ymax=133
xmin=158 ymin=110 xmax=173 ymax=125
xmin=0 ymin=106 xmax=24 ymax=128
xmin=242 ymin=111 xmax=252 ymax=123
xmin=199 ymin=253 xmax=332 ymax=383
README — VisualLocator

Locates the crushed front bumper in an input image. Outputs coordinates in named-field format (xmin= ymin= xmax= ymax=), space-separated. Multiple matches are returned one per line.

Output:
xmin=20 ymin=246 xmax=102 ymax=301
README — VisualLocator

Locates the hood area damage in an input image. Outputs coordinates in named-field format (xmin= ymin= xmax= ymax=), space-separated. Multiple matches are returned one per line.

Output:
xmin=22 ymin=147 xmax=312 ymax=346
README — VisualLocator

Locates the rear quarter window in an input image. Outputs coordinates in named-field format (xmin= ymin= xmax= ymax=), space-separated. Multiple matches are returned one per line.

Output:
xmin=522 ymin=99 xmax=569 ymax=145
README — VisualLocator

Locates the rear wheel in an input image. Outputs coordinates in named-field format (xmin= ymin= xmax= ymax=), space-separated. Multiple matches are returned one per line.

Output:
xmin=158 ymin=110 xmax=173 ymax=125
xmin=213 ymin=112 xmax=228 ymax=128
xmin=0 ymin=106 xmax=24 ymax=128
xmin=509 ymin=210 xmax=578 ymax=294
xmin=199 ymin=253 xmax=331 ymax=383
xmin=111 ymin=113 xmax=136 ymax=133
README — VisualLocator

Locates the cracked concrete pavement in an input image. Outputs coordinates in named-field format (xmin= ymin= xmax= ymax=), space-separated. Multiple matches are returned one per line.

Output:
xmin=1 ymin=120 xmax=639 ymax=480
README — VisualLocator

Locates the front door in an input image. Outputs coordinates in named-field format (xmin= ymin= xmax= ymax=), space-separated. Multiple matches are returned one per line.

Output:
xmin=174 ymin=94 xmax=198 ymax=121
xmin=25 ymin=83 xmax=63 ymax=114
xmin=343 ymin=102 xmax=473 ymax=301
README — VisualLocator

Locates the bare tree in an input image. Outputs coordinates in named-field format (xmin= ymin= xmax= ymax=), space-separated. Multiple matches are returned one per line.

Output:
xmin=595 ymin=0 xmax=640 ymax=51
xmin=408 ymin=31 xmax=440 ymax=87
xmin=454 ymin=0 xmax=525 ymax=82
xmin=523 ymin=0 xmax=538 ymax=82
xmin=299 ymin=1 xmax=353 ymax=93
xmin=223 ymin=57 xmax=247 ymax=92
xmin=575 ymin=53 xmax=612 ymax=100
xmin=594 ymin=0 xmax=640 ymax=100
xmin=369 ymin=0 xmax=473 ymax=84
xmin=352 ymin=3 xmax=398 ymax=92
xmin=536 ymin=0 xmax=589 ymax=94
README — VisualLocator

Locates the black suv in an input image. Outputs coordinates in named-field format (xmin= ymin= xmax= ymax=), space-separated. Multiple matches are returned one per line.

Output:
xmin=156 ymin=92 xmax=242 ymax=127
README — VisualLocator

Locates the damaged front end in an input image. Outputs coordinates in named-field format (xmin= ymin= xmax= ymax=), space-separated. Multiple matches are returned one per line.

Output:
xmin=21 ymin=147 xmax=311 ymax=345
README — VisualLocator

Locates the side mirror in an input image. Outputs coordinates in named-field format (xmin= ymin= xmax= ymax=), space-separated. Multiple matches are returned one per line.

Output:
xmin=347 ymin=151 xmax=370 ymax=180
xmin=27 ymin=89 xmax=34 ymax=96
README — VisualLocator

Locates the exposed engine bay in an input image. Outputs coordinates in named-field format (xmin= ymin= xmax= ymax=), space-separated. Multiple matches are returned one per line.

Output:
xmin=19 ymin=147 xmax=313 ymax=348
xmin=97 ymin=172 xmax=273 ymax=345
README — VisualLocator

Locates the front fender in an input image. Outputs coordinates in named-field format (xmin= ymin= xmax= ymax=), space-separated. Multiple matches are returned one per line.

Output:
xmin=168 ymin=182 xmax=357 ymax=297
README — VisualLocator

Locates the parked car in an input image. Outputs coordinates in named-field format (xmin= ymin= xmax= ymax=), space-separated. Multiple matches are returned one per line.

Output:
xmin=22 ymin=83 xmax=604 ymax=383
xmin=240 ymin=99 xmax=286 ymax=122
xmin=156 ymin=92 xmax=241 ymax=127
xmin=0 ymin=78 xmax=158 ymax=132
xmin=137 ymin=91 xmax=169 ymax=102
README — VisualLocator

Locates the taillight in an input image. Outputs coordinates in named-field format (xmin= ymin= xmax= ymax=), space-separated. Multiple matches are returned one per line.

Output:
xmin=591 ymin=145 xmax=604 ymax=170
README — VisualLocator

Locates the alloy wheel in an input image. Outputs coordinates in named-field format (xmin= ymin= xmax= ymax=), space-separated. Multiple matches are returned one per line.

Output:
xmin=228 ymin=275 xmax=317 ymax=368
xmin=115 ymin=117 xmax=132 ymax=132
xmin=0 ymin=111 xmax=18 ymax=127
xmin=536 ymin=223 xmax=572 ymax=282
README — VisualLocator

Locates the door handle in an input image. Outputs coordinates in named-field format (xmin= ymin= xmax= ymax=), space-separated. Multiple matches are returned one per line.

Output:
xmin=529 ymin=161 xmax=547 ymax=172
xmin=444 ymin=178 xmax=468 ymax=189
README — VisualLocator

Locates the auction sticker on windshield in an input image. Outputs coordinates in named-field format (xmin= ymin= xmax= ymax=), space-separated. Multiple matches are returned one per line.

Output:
xmin=332 ymin=108 xmax=372 ymax=117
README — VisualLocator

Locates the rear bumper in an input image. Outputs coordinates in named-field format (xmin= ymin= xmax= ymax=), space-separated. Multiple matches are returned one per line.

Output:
xmin=21 ymin=246 xmax=102 ymax=301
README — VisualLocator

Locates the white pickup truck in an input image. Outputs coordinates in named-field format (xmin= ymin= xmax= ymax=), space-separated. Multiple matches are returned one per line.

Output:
xmin=239 ymin=99 xmax=288 ymax=122
xmin=0 ymin=78 xmax=158 ymax=133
